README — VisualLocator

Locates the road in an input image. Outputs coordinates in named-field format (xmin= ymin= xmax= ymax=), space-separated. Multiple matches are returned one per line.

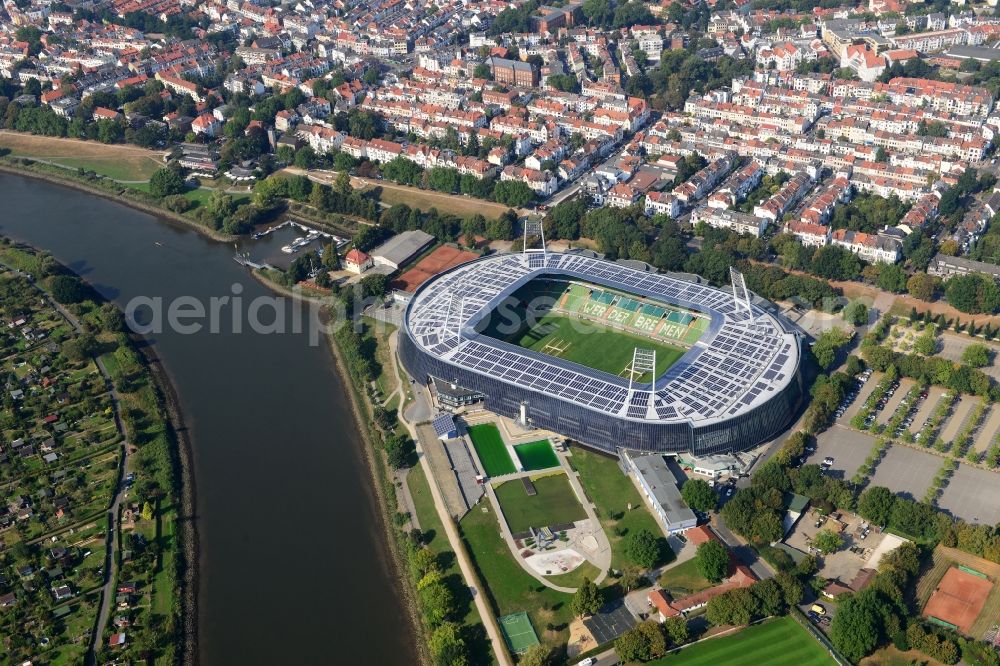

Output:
xmin=388 ymin=331 xmax=513 ymax=666
xmin=3 ymin=265 xmax=133 ymax=664
xmin=711 ymin=519 xmax=775 ymax=581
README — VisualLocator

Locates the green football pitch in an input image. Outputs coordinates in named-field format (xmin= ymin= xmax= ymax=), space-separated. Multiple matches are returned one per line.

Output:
xmin=483 ymin=312 xmax=685 ymax=382
xmin=514 ymin=440 xmax=559 ymax=471
xmin=494 ymin=473 xmax=587 ymax=533
xmin=648 ymin=617 xmax=835 ymax=666
xmin=467 ymin=423 xmax=517 ymax=476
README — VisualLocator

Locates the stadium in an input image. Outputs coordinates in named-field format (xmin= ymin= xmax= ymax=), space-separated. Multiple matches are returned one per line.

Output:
xmin=399 ymin=250 xmax=804 ymax=455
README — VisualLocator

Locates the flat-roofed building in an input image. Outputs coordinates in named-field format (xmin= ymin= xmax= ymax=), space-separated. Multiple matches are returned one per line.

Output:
xmin=370 ymin=230 xmax=435 ymax=271
xmin=625 ymin=451 xmax=697 ymax=534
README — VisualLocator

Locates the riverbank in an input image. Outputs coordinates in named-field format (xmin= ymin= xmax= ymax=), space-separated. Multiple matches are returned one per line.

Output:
xmin=249 ymin=265 xmax=429 ymax=664
xmin=0 ymin=238 xmax=193 ymax=664
xmin=0 ymin=158 xmax=236 ymax=243
xmin=7 ymin=167 xmax=423 ymax=662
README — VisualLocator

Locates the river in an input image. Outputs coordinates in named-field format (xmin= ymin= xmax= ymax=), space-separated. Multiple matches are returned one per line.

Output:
xmin=0 ymin=173 xmax=416 ymax=665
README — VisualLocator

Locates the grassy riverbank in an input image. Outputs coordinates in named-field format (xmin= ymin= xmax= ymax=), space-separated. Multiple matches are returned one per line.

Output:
xmin=0 ymin=241 xmax=189 ymax=665
xmin=0 ymin=155 xmax=236 ymax=243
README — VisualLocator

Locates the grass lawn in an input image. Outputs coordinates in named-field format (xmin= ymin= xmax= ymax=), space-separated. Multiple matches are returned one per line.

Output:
xmin=514 ymin=440 xmax=559 ymax=471
xmin=482 ymin=312 xmax=684 ymax=382
xmin=494 ymin=473 xmax=587 ymax=533
xmin=468 ymin=423 xmax=517 ymax=476
xmin=649 ymin=617 xmax=835 ymax=666
xmin=568 ymin=447 xmax=672 ymax=570
xmin=460 ymin=502 xmax=575 ymax=647
xmin=365 ymin=180 xmax=511 ymax=220
xmin=658 ymin=557 xmax=713 ymax=596
xmin=0 ymin=132 xmax=163 ymax=180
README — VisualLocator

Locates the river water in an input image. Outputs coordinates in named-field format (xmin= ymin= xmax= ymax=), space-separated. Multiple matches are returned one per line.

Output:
xmin=0 ymin=173 xmax=416 ymax=665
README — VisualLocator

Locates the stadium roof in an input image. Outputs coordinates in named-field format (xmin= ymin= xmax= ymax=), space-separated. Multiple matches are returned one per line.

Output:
xmin=403 ymin=251 xmax=800 ymax=427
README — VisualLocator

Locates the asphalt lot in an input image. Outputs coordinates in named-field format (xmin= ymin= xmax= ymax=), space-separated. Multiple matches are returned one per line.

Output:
xmin=868 ymin=444 xmax=940 ymax=502
xmin=936 ymin=463 xmax=1000 ymax=525
xmin=808 ymin=425 xmax=874 ymax=481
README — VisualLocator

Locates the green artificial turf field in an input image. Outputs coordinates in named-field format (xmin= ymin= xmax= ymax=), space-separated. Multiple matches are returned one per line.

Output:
xmin=494 ymin=473 xmax=587 ymax=533
xmin=648 ymin=617 xmax=835 ymax=666
xmin=514 ymin=440 xmax=560 ymax=471
xmin=467 ymin=423 xmax=517 ymax=476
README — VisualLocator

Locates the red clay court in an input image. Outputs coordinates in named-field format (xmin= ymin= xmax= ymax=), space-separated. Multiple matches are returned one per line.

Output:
xmin=923 ymin=566 xmax=994 ymax=634
xmin=391 ymin=245 xmax=479 ymax=293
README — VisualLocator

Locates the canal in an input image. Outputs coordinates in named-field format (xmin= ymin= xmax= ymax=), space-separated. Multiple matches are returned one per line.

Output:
xmin=0 ymin=173 xmax=416 ymax=665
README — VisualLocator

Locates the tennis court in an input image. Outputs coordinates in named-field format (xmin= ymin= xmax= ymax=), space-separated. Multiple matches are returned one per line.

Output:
xmin=499 ymin=611 xmax=540 ymax=653
xmin=467 ymin=423 xmax=517 ymax=476
xmin=514 ymin=440 xmax=560 ymax=471
xmin=924 ymin=566 xmax=993 ymax=634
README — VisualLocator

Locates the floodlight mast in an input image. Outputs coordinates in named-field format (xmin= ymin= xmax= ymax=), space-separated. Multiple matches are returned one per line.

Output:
xmin=522 ymin=217 xmax=547 ymax=258
xmin=729 ymin=267 xmax=753 ymax=323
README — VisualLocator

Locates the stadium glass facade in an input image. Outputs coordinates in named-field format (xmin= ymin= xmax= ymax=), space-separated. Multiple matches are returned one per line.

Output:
xmin=400 ymin=251 xmax=804 ymax=456
xmin=400 ymin=333 xmax=802 ymax=455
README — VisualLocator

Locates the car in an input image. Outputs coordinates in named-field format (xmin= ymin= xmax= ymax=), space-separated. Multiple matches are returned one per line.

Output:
xmin=820 ymin=616 xmax=831 ymax=625
xmin=811 ymin=604 xmax=827 ymax=616
xmin=823 ymin=457 xmax=834 ymax=465
xmin=725 ymin=487 xmax=734 ymax=497
xmin=577 ymin=659 xmax=596 ymax=666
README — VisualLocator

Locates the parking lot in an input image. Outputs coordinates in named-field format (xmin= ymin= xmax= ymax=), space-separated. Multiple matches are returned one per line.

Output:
xmin=807 ymin=426 xmax=873 ymax=481
xmin=939 ymin=396 xmax=977 ymax=443
xmin=973 ymin=406 xmax=1000 ymax=454
xmin=785 ymin=509 xmax=883 ymax=583
xmin=868 ymin=444 xmax=940 ymax=502
xmin=936 ymin=464 xmax=1000 ymax=525
xmin=907 ymin=386 xmax=945 ymax=436
xmin=876 ymin=378 xmax=915 ymax=427
xmin=840 ymin=371 xmax=879 ymax=422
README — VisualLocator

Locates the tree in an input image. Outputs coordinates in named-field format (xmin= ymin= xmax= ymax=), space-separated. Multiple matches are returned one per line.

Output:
xmin=857 ymin=486 xmax=896 ymax=526
xmin=140 ymin=502 xmax=154 ymax=521
xmin=830 ymin=592 xmax=882 ymax=662
xmin=681 ymin=478 xmax=717 ymax=514
xmin=572 ymin=577 xmax=602 ymax=617
xmin=946 ymin=273 xmax=1000 ymax=314
xmin=48 ymin=275 xmax=87 ymax=304
xmin=493 ymin=180 xmax=534 ymax=207
xmin=706 ymin=587 xmax=757 ymax=626
xmin=624 ymin=529 xmax=664 ymax=569
xmin=360 ymin=273 xmax=389 ymax=299
xmin=518 ymin=645 xmax=550 ymax=666
xmin=812 ymin=529 xmax=843 ymax=555
xmin=428 ymin=622 xmax=467 ymax=666
xmin=615 ymin=621 xmax=667 ymax=662
xmin=914 ymin=327 xmax=938 ymax=356
xmin=812 ymin=327 xmax=853 ymax=370
xmin=662 ymin=615 xmax=689 ymax=646
xmin=962 ymin=343 xmax=991 ymax=368
xmin=907 ymin=273 xmax=939 ymax=301
xmin=418 ymin=570 xmax=456 ymax=626
xmin=149 ymin=167 xmax=185 ymax=198
xmin=695 ymin=540 xmax=729 ymax=583
xmin=843 ymin=300 xmax=869 ymax=327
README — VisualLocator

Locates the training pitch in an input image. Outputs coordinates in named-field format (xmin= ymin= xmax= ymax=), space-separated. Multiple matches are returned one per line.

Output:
xmin=498 ymin=611 xmax=540 ymax=654
xmin=648 ymin=617 xmax=835 ymax=666
xmin=514 ymin=440 xmax=560 ymax=471
xmin=467 ymin=423 xmax=516 ymax=477
xmin=494 ymin=473 xmax=587 ymax=533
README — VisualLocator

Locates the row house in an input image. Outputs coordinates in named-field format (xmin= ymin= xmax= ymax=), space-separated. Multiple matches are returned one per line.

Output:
xmin=799 ymin=177 xmax=852 ymax=226
xmin=607 ymin=183 xmax=640 ymax=208
xmin=295 ymin=124 xmax=345 ymax=153
xmin=786 ymin=220 xmax=831 ymax=247
xmin=754 ymin=172 xmax=814 ymax=222
xmin=831 ymin=228 xmax=902 ymax=263
xmin=490 ymin=115 xmax=552 ymax=144
xmin=155 ymin=73 xmax=203 ymax=102
xmin=645 ymin=191 xmax=681 ymax=218
xmin=691 ymin=206 xmax=767 ymax=237
xmin=851 ymin=174 xmax=927 ymax=202
xmin=706 ymin=162 xmax=763 ymax=210
xmin=500 ymin=166 xmax=558 ymax=196
xmin=672 ymin=156 xmax=734 ymax=207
